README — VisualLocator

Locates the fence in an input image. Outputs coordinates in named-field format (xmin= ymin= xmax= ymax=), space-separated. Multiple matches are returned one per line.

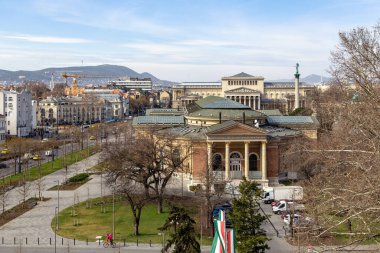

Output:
xmin=0 ymin=236 xmax=160 ymax=248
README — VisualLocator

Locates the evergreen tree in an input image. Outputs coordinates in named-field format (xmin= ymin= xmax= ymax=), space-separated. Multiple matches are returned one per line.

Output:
xmin=160 ymin=204 xmax=200 ymax=253
xmin=229 ymin=177 xmax=269 ymax=253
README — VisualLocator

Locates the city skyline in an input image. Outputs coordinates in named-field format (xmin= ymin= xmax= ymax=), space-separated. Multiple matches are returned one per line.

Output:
xmin=0 ymin=0 xmax=379 ymax=82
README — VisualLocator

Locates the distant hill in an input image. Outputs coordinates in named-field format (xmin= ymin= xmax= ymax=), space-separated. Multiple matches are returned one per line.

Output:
xmin=0 ymin=64 xmax=176 ymax=87
xmin=269 ymin=74 xmax=331 ymax=84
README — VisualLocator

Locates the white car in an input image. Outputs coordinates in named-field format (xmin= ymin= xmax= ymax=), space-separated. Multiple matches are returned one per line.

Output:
xmin=283 ymin=214 xmax=301 ymax=226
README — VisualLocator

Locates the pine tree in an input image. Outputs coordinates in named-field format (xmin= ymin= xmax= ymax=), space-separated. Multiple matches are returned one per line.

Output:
xmin=160 ymin=204 xmax=200 ymax=253
xmin=229 ymin=177 xmax=269 ymax=253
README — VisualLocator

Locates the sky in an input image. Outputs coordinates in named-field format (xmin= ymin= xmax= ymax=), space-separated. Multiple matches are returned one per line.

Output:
xmin=0 ymin=0 xmax=379 ymax=82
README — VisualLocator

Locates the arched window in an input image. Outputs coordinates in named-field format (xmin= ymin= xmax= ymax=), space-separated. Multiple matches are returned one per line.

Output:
xmin=249 ymin=153 xmax=259 ymax=171
xmin=212 ymin=154 xmax=223 ymax=171
xmin=230 ymin=152 xmax=241 ymax=171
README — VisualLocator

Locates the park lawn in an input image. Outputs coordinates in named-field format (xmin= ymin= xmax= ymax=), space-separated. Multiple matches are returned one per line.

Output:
xmin=54 ymin=196 xmax=213 ymax=245
xmin=0 ymin=146 xmax=98 ymax=188
xmin=54 ymin=197 xmax=170 ymax=244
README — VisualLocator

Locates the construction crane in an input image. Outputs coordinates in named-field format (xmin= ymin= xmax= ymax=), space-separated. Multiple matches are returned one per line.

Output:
xmin=61 ymin=73 xmax=126 ymax=86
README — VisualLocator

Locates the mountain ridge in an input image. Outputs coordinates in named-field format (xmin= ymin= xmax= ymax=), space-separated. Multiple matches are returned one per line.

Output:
xmin=0 ymin=64 xmax=175 ymax=87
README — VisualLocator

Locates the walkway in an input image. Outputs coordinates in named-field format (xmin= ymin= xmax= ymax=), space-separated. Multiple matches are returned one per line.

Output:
xmin=0 ymin=152 xmax=110 ymax=245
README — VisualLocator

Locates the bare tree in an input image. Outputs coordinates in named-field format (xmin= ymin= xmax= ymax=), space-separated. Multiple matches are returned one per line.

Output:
xmin=102 ymin=128 xmax=192 ymax=214
xmin=0 ymin=186 xmax=9 ymax=213
xmin=284 ymin=23 xmax=380 ymax=250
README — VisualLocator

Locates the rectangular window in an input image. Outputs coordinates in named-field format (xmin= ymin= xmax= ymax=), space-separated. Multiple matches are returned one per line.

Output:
xmin=7 ymin=121 xmax=10 ymax=125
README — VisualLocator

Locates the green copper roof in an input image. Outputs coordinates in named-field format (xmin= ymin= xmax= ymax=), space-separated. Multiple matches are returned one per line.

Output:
xmin=195 ymin=96 xmax=250 ymax=109
xmin=187 ymin=109 xmax=264 ymax=119
xmin=257 ymin=109 xmax=282 ymax=116
xmin=146 ymin=108 xmax=184 ymax=116
xmin=132 ymin=116 xmax=184 ymax=125
xmin=267 ymin=116 xmax=315 ymax=125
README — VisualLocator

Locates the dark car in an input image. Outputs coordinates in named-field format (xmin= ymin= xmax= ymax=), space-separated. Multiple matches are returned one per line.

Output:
xmin=0 ymin=163 xmax=7 ymax=169
xmin=212 ymin=202 xmax=233 ymax=228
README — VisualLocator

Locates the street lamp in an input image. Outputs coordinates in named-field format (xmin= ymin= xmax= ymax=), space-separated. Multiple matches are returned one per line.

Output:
xmin=112 ymin=187 xmax=115 ymax=237
xmin=158 ymin=232 xmax=165 ymax=250
xmin=54 ymin=180 xmax=60 ymax=230
xmin=55 ymin=206 xmax=58 ymax=253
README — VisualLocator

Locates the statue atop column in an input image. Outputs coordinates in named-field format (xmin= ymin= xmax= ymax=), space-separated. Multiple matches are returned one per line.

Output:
xmin=294 ymin=63 xmax=300 ymax=78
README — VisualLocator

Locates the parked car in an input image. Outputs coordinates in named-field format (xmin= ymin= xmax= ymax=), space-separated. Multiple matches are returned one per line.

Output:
xmin=0 ymin=163 xmax=7 ymax=169
xmin=24 ymin=153 xmax=33 ymax=159
xmin=42 ymin=138 xmax=49 ymax=142
xmin=212 ymin=202 xmax=233 ymax=228
xmin=32 ymin=154 xmax=43 ymax=160
xmin=283 ymin=213 xmax=301 ymax=226
xmin=90 ymin=135 xmax=96 ymax=141
xmin=1 ymin=148 xmax=9 ymax=155
xmin=45 ymin=150 xmax=53 ymax=156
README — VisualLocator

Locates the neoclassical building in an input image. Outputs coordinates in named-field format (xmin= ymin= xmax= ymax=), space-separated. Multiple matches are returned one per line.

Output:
xmin=172 ymin=72 xmax=316 ymax=114
xmin=133 ymin=96 xmax=318 ymax=186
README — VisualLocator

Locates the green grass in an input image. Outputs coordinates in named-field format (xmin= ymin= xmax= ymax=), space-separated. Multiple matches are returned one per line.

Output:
xmin=54 ymin=197 xmax=170 ymax=243
xmin=53 ymin=196 xmax=213 ymax=245
xmin=0 ymin=146 xmax=98 ymax=188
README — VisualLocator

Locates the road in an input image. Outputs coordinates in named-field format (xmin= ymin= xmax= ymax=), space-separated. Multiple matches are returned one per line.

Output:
xmin=0 ymin=138 xmax=103 ymax=178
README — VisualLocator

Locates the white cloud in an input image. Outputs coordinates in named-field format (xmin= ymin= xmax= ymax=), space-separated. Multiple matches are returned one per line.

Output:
xmin=3 ymin=34 xmax=93 ymax=44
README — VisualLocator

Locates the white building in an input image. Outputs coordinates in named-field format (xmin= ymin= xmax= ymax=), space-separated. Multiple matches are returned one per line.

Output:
xmin=31 ymin=100 xmax=37 ymax=130
xmin=0 ymin=115 xmax=6 ymax=143
xmin=0 ymin=90 xmax=33 ymax=137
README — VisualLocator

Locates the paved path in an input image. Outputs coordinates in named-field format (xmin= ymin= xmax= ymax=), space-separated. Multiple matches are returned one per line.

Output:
xmin=0 ymin=152 xmax=110 ymax=246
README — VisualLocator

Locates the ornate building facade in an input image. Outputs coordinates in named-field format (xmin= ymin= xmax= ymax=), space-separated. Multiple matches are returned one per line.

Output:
xmin=133 ymin=96 xmax=319 ymax=186
xmin=172 ymin=72 xmax=316 ymax=114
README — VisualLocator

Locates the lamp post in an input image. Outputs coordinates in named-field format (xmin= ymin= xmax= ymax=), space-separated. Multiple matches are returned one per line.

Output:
xmin=55 ymin=206 xmax=58 ymax=253
xmin=112 ymin=187 xmax=115 ymax=237
xmin=54 ymin=180 xmax=60 ymax=230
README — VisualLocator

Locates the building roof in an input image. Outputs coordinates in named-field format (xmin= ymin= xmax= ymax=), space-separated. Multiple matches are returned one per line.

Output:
xmin=176 ymin=82 xmax=221 ymax=86
xmin=156 ymin=120 xmax=301 ymax=140
xmin=231 ymin=72 xmax=254 ymax=78
xmin=195 ymin=96 xmax=250 ymax=109
xmin=145 ymin=108 xmax=184 ymax=116
xmin=257 ymin=109 xmax=283 ymax=116
xmin=267 ymin=116 xmax=319 ymax=126
xmin=187 ymin=109 xmax=264 ymax=119
xmin=262 ymin=126 xmax=301 ymax=138
xmin=264 ymin=82 xmax=314 ymax=88
xmin=132 ymin=116 xmax=184 ymax=126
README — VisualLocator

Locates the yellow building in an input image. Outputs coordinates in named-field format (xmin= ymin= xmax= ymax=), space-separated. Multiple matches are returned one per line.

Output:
xmin=172 ymin=72 xmax=316 ymax=114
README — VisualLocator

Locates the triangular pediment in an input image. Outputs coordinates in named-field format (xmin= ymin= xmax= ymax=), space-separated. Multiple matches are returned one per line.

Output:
xmin=224 ymin=87 xmax=261 ymax=94
xmin=206 ymin=121 xmax=267 ymax=138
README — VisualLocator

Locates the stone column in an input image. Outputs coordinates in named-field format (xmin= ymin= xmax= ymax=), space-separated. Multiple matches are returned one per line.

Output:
xmin=244 ymin=142 xmax=249 ymax=179
xmin=261 ymin=141 xmax=267 ymax=180
xmin=294 ymin=76 xmax=300 ymax=110
xmin=207 ymin=142 xmax=212 ymax=170
xmin=248 ymin=96 xmax=252 ymax=108
xmin=225 ymin=142 xmax=230 ymax=180
xmin=253 ymin=96 xmax=256 ymax=110
xmin=258 ymin=96 xmax=261 ymax=110
xmin=242 ymin=96 xmax=245 ymax=106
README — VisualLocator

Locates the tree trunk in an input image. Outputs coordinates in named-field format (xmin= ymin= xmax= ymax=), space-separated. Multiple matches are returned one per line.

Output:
xmin=134 ymin=218 xmax=139 ymax=236
xmin=157 ymin=195 xmax=163 ymax=214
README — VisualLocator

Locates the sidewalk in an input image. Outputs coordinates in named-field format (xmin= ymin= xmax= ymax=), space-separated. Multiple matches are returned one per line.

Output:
xmin=0 ymin=152 xmax=110 ymax=244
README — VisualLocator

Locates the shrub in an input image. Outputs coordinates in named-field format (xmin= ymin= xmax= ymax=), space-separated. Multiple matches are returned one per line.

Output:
xmin=69 ymin=173 xmax=89 ymax=183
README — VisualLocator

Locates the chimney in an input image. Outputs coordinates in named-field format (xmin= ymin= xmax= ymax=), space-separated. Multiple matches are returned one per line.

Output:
xmin=219 ymin=112 xmax=222 ymax=124
xmin=243 ymin=112 xmax=246 ymax=124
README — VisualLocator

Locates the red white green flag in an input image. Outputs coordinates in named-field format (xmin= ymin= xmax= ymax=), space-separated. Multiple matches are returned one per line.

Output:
xmin=211 ymin=210 xmax=236 ymax=253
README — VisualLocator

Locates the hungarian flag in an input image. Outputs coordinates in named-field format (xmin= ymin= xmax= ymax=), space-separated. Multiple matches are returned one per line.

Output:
xmin=211 ymin=210 xmax=235 ymax=253
xmin=226 ymin=228 xmax=236 ymax=253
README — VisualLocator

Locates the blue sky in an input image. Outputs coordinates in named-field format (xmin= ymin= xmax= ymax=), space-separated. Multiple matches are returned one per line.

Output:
xmin=0 ymin=0 xmax=379 ymax=81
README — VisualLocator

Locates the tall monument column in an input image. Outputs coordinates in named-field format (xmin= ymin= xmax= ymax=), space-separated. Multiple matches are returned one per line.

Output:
xmin=294 ymin=63 xmax=301 ymax=110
